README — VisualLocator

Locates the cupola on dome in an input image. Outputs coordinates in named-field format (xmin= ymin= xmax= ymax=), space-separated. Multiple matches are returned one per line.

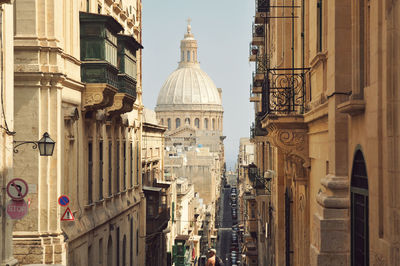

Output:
xmin=156 ymin=20 xmax=223 ymax=112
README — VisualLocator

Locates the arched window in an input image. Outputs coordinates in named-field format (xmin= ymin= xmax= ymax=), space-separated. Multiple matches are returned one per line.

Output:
xmin=181 ymin=51 xmax=184 ymax=61
xmin=185 ymin=118 xmax=190 ymax=125
xmin=212 ymin=118 xmax=215 ymax=130
xmin=193 ymin=51 xmax=195 ymax=62
xmin=187 ymin=51 xmax=190 ymax=62
xmin=204 ymin=118 xmax=208 ymax=129
xmin=160 ymin=118 xmax=164 ymax=125
xmin=195 ymin=118 xmax=200 ymax=129
xmin=176 ymin=118 xmax=181 ymax=128
xmin=107 ymin=236 xmax=113 ymax=266
xmin=351 ymin=149 xmax=369 ymax=266
xmin=167 ymin=119 xmax=171 ymax=130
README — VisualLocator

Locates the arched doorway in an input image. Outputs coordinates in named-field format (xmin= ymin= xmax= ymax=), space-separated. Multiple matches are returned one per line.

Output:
xmin=351 ymin=149 xmax=369 ymax=266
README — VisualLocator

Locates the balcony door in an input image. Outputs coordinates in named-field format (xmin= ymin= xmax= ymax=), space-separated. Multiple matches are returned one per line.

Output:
xmin=351 ymin=150 xmax=369 ymax=266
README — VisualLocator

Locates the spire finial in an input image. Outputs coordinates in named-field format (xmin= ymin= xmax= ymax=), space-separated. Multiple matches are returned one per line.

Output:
xmin=187 ymin=17 xmax=192 ymax=33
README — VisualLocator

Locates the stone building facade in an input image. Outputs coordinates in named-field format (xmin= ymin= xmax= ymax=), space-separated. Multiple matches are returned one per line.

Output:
xmin=155 ymin=21 xmax=225 ymax=260
xmin=0 ymin=1 xmax=18 ymax=265
xmin=11 ymin=0 xmax=146 ymax=265
xmin=141 ymin=108 xmax=171 ymax=266
xmin=247 ymin=0 xmax=400 ymax=265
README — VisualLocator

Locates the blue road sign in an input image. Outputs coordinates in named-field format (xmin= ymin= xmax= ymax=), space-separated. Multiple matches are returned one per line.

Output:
xmin=58 ymin=195 xmax=70 ymax=207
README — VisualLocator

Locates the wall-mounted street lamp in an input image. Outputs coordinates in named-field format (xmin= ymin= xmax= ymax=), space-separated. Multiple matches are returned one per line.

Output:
xmin=248 ymin=163 xmax=272 ymax=194
xmin=14 ymin=132 xmax=56 ymax=156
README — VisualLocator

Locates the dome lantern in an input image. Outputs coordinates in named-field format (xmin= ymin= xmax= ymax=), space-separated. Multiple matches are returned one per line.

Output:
xmin=179 ymin=18 xmax=198 ymax=67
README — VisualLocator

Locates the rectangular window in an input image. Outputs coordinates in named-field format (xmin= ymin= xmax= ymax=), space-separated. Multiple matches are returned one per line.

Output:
xmin=99 ymin=141 xmax=103 ymax=200
xmin=86 ymin=0 xmax=90 ymax=12
xmin=117 ymin=227 xmax=120 ymax=266
xmin=136 ymin=142 xmax=139 ymax=185
xmin=317 ymin=0 xmax=323 ymax=52
xmin=88 ymin=141 xmax=93 ymax=204
xmin=99 ymin=238 xmax=103 ymax=265
xmin=116 ymin=141 xmax=120 ymax=192
xmin=123 ymin=141 xmax=126 ymax=190
xmin=130 ymin=143 xmax=133 ymax=187
xmin=136 ymin=229 xmax=139 ymax=256
xmin=130 ymin=218 xmax=133 ymax=266
xmin=88 ymin=245 xmax=93 ymax=265
xmin=108 ymin=141 xmax=112 ymax=196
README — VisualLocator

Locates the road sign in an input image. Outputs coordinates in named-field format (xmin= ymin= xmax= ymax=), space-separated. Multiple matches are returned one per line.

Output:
xmin=6 ymin=178 xmax=29 ymax=200
xmin=6 ymin=200 xmax=28 ymax=220
xmin=58 ymin=195 xmax=70 ymax=207
xmin=61 ymin=207 xmax=74 ymax=221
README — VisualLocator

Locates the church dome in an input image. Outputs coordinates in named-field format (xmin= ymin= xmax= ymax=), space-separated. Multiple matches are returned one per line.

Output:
xmin=156 ymin=21 xmax=222 ymax=112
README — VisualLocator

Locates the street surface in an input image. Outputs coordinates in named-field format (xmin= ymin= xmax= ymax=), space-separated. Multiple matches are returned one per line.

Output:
xmin=217 ymin=173 xmax=238 ymax=265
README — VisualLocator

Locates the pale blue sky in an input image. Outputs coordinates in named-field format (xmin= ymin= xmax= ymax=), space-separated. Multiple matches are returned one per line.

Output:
xmin=142 ymin=0 xmax=254 ymax=170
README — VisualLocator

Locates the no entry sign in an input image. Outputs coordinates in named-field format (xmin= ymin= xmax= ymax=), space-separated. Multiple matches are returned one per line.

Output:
xmin=7 ymin=178 xmax=28 ymax=200
xmin=58 ymin=195 xmax=70 ymax=207
xmin=6 ymin=200 xmax=28 ymax=220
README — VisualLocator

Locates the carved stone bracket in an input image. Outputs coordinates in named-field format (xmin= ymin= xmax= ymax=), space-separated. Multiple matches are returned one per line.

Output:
xmin=106 ymin=93 xmax=135 ymax=117
xmin=83 ymin=83 xmax=118 ymax=111
xmin=263 ymin=114 xmax=309 ymax=181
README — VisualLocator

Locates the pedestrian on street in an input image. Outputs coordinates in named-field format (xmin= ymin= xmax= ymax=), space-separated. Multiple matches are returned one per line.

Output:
xmin=206 ymin=249 xmax=216 ymax=266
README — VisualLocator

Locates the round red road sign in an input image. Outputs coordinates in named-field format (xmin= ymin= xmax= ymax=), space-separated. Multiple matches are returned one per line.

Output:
xmin=6 ymin=200 xmax=28 ymax=220
xmin=6 ymin=178 xmax=29 ymax=200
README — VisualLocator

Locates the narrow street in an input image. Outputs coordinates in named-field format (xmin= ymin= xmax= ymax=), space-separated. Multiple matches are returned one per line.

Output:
xmin=217 ymin=173 xmax=238 ymax=265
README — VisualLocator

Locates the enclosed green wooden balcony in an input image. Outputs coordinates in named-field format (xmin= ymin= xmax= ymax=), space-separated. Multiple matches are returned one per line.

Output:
xmin=80 ymin=12 xmax=123 ymax=86
xmin=80 ymin=12 xmax=123 ymax=110
xmin=117 ymin=34 xmax=143 ymax=99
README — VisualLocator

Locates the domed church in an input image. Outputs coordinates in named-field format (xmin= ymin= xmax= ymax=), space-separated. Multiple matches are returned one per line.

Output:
xmin=155 ymin=21 xmax=225 ymax=208
xmin=155 ymin=21 xmax=224 ymax=133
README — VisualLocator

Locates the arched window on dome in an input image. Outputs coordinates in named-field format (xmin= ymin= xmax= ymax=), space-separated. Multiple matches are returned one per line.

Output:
xmin=176 ymin=118 xmax=181 ymax=129
xmin=193 ymin=51 xmax=195 ymax=62
xmin=160 ymin=118 xmax=164 ymax=125
xmin=167 ymin=119 xmax=171 ymax=130
xmin=187 ymin=51 xmax=190 ymax=62
xmin=195 ymin=118 xmax=200 ymax=129
xmin=185 ymin=118 xmax=190 ymax=125
xmin=204 ymin=118 xmax=208 ymax=129
xmin=212 ymin=118 xmax=215 ymax=130
xmin=181 ymin=51 xmax=184 ymax=62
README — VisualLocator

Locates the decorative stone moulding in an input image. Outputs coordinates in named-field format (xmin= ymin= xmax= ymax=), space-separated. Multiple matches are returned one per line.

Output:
xmin=263 ymin=114 xmax=310 ymax=179
xmin=120 ymin=10 xmax=128 ymax=21
xmin=112 ymin=2 xmax=122 ymax=14
xmin=104 ymin=0 xmax=114 ymax=6
xmin=127 ymin=18 xmax=134 ymax=28
xmin=337 ymin=99 xmax=366 ymax=116
xmin=106 ymin=93 xmax=135 ymax=116
xmin=83 ymin=83 xmax=118 ymax=111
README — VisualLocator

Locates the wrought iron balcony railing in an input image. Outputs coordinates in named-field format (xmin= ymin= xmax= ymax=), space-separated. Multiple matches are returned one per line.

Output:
xmin=265 ymin=68 xmax=309 ymax=115
xmin=256 ymin=0 xmax=270 ymax=13
xmin=256 ymin=55 xmax=268 ymax=74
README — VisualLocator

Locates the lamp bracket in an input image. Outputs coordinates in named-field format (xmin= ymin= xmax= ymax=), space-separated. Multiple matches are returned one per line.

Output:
xmin=13 ymin=141 xmax=38 ymax=153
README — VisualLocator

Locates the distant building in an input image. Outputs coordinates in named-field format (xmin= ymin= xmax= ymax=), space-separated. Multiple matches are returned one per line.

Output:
xmin=155 ymin=21 xmax=225 ymax=261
